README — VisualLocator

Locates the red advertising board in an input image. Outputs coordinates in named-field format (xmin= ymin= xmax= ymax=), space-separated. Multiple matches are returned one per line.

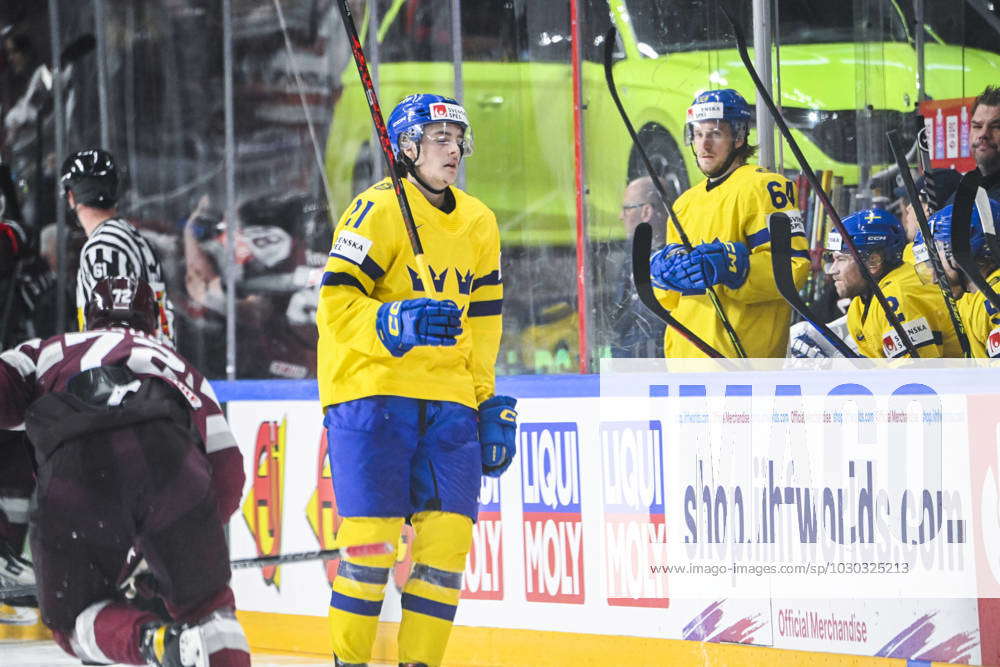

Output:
xmin=919 ymin=97 xmax=976 ymax=172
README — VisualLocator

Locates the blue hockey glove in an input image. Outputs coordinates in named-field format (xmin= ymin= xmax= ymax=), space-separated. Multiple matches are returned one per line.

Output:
xmin=650 ymin=243 xmax=706 ymax=292
xmin=375 ymin=298 xmax=463 ymax=357
xmin=478 ymin=395 xmax=517 ymax=477
xmin=695 ymin=240 xmax=750 ymax=289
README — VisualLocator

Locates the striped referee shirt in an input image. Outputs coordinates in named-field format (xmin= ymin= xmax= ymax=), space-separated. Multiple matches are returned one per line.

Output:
xmin=75 ymin=217 xmax=175 ymax=342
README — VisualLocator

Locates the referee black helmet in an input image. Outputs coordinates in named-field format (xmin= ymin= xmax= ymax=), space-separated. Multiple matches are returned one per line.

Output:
xmin=61 ymin=148 xmax=119 ymax=208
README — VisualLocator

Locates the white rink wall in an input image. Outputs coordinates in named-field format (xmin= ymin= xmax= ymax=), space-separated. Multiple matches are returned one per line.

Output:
xmin=219 ymin=363 xmax=1000 ymax=665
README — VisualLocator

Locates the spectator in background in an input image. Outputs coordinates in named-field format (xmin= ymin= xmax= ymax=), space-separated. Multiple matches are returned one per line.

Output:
xmin=970 ymin=85 xmax=1000 ymax=199
xmin=0 ymin=30 xmax=37 ymax=134
xmin=611 ymin=175 xmax=667 ymax=358
xmin=182 ymin=192 xmax=323 ymax=379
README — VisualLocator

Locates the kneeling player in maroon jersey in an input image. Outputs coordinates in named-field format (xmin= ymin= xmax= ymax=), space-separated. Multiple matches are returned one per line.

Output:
xmin=0 ymin=277 xmax=249 ymax=667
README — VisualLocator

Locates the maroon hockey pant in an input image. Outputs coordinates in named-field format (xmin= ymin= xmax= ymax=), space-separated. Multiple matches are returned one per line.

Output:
xmin=30 ymin=414 xmax=241 ymax=665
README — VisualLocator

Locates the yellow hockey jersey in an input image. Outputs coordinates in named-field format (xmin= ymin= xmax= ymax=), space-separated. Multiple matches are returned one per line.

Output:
xmin=653 ymin=164 xmax=809 ymax=357
xmin=847 ymin=262 xmax=961 ymax=358
xmin=957 ymin=268 xmax=1000 ymax=357
xmin=316 ymin=178 xmax=503 ymax=409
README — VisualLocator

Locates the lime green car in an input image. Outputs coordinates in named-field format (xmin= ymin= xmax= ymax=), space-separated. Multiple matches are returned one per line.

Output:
xmin=325 ymin=0 xmax=1000 ymax=247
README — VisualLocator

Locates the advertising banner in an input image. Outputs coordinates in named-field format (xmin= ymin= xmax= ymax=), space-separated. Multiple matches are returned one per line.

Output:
xmin=225 ymin=360 xmax=1000 ymax=664
xmin=919 ymin=97 xmax=975 ymax=172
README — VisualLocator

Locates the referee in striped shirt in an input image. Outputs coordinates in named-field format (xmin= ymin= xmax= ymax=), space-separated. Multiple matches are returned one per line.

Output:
xmin=61 ymin=149 xmax=175 ymax=343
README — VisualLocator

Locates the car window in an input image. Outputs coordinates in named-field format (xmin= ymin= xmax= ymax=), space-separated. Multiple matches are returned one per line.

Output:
xmin=378 ymin=0 xmax=453 ymax=62
xmin=900 ymin=1 xmax=1000 ymax=54
xmin=515 ymin=0 xmax=570 ymax=63
xmin=377 ymin=0 xmax=529 ymax=63
xmin=581 ymin=0 xmax=616 ymax=63
xmin=623 ymin=0 xmax=907 ymax=55
xmin=462 ymin=1 xmax=519 ymax=62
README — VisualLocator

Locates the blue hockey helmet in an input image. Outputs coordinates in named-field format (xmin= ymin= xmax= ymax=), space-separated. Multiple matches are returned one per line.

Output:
xmin=685 ymin=88 xmax=754 ymax=145
xmin=914 ymin=200 xmax=1000 ymax=260
xmin=387 ymin=93 xmax=473 ymax=158
xmin=826 ymin=208 xmax=906 ymax=266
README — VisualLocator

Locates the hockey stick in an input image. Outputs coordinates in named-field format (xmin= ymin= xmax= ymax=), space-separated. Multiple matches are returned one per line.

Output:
xmin=0 ymin=542 xmax=395 ymax=600
xmin=974 ymin=185 xmax=1000 ymax=264
xmin=604 ymin=27 xmax=747 ymax=358
xmin=720 ymin=8 xmax=919 ymax=358
xmin=768 ymin=212 xmax=858 ymax=357
xmin=335 ymin=0 xmax=436 ymax=295
xmin=886 ymin=130 xmax=972 ymax=357
xmin=631 ymin=222 xmax=725 ymax=358
xmin=229 ymin=541 xmax=392 ymax=569
xmin=951 ymin=170 xmax=1000 ymax=312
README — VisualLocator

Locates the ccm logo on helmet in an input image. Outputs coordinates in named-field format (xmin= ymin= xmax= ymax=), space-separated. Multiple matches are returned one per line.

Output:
xmin=429 ymin=103 xmax=468 ymax=125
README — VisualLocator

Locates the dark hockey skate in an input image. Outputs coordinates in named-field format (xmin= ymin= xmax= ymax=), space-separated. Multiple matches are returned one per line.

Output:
xmin=141 ymin=621 xmax=208 ymax=667
xmin=0 ymin=540 xmax=34 ymax=589
xmin=0 ymin=540 xmax=38 ymax=612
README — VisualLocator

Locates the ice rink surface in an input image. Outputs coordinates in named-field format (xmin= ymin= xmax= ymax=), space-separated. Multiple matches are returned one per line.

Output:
xmin=0 ymin=639 xmax=395 ymax=666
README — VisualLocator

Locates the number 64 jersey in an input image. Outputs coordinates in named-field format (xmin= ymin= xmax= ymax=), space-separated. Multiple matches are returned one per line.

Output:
xmin=653 ymin=164 xmax=810 ymax=358
xmin=0 ymin=328 xmax=244 ymax=517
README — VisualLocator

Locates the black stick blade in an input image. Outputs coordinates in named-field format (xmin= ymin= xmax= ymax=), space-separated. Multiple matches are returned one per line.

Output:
xmin=952 ymin=170 xmax=1000 ymax=312
xmin=974 ymin=185 xmax=1000 ymax=263
xmin=631 ymin=222 xmax=725 ymax=358
xmin=886 ymin=129 xmax=971 ymax=357
xmin=768 ymin=212 xmax=857 ymax=357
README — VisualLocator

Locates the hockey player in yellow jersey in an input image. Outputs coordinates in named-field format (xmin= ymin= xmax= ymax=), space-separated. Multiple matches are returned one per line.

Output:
xmin=649 ymin=88 xmax=810 ymax=357
xmin=316 ymin=94 xmax=517 ymax=667
xmin=828 ymin=208 xmax=961 ymax=358
xmin=913 ymin=200 xmax=1000 ymax=357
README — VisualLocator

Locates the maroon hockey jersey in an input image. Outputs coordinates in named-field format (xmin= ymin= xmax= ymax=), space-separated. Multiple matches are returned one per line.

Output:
xmin=0 ymin=327 xmax=244 ymax=517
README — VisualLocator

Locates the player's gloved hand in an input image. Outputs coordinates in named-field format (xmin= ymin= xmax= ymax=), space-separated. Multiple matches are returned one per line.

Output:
xmin=650 ymin=243 xmax=705 ymax=293
xmin=478 ymin=395 xmax=517 ymax=477
xmin=695 ymin=239 xmax=750 ymax=289
xmin=376 ymin=297 xmax=463 ymax=357
xmin=788 ymin=315 xmax=852 ymax=358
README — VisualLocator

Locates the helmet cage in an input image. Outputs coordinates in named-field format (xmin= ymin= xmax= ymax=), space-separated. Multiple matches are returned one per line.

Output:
xmin=396 ymin=121 xmax=474 ymax=161
xmin=684 ymin=89 xmax=753 ymax=146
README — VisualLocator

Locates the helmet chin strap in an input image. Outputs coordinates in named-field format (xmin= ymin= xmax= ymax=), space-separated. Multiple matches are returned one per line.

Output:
xmin=399 ymin=144 xmax=451 ymax=195
xmin=410 ymin=169 xmax=448 ymax=195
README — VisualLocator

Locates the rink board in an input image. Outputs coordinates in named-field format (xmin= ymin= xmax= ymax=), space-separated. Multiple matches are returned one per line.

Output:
xmin=219 ymin=366 xmax=1000 ymax=666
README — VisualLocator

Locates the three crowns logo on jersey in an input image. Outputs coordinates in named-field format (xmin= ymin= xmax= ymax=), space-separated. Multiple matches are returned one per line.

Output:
xmin=241 ymin=418 xmax=287 ymax=589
